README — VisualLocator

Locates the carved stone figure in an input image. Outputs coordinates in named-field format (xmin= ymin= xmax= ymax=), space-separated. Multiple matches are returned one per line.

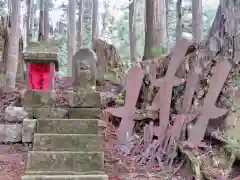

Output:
xmin=72 ymin=48 xmax=97 ymax=90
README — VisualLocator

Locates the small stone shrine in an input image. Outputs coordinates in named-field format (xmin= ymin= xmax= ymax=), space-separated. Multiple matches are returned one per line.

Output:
xmin=23 ymin=42 xmax=59 ymax=90
xmin=21 ymin=43 xmax=107 ymax=180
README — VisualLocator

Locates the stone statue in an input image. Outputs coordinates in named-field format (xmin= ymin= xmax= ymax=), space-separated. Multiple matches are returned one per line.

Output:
xmin=72 ymin=48 xmax=97 ymax=91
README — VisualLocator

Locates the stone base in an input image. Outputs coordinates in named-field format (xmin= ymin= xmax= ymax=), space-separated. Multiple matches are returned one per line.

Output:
xmin=27 ymin=151 xmax=104 ymax=172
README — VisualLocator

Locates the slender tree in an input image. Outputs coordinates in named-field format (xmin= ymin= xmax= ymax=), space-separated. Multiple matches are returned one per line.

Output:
xmin=176 ymin=0 xmax=182 ymax=43
xmin=92 ymin=0 xmax=99 ymax=48
xmin=143 ymin=0 xmax=167 ymax=60
xmin=129 ymin=0 xmax=137 ymax=63
xmin=38 ymin=0 xmax=44 ymax=41
xmin=77 ymin=0 xmax=84 ymax=49
xmin=67 ymin=0 xmax=76 ymax=77
xmin=192 ymin=0 xmax=203 ymax=43
xmin=6 ymin=0 xmax=20 ymax=88
xmin=26 ymin=0 xmax=33 ymax=43
xmin=43 ymin=0 xmax=50 ymax=41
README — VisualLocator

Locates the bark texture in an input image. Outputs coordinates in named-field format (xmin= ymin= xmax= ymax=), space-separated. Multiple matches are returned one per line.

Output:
xmin=129 ymin=0 xmax=136 ymax=63
xmin=26 ymin=0 xmax=33 ymax=43
xmin=92 ymin=0 xmax=99 ymax=48
xmin=176 ymin=0 xmax=182 ymax=43
xmin=38 ymin=0 xmax=44 ymax=41
xmin=43 ymin=0 xmax=49 ymax=41
xmin=143 ymin=0 xmax=167 ymax=60
xmin=192 ymin=0 xmax=203 ymax=43
xmin=77 ymin=0 xmax=84 ymax=49
xmin=6 ymin=1 xmax=21 ymax=88
xmin=67 ymin=0 xmax=76 ymax=77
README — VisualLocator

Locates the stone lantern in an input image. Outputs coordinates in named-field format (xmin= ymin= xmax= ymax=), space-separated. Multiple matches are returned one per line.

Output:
xmin=23 ymin=42 xmax=59 ymax=90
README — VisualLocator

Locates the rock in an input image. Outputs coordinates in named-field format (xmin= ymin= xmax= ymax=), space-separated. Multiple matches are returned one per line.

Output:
xmin=68 ymin=108 xmax=101 ymax=119
xmin=0 ymin=124 xmax=22 ymax=143
xmin=67 ymin=91 xmax=101 ymax=108
xmin=50 ymin=108 xmax=68 ymax=118
xmin=4 ymin=106 xmax=28 ymax=122
xmin=22 ymin=119 xmax=36 ymax=143
xmin=32 ymin=108 xmax=51 ymax=119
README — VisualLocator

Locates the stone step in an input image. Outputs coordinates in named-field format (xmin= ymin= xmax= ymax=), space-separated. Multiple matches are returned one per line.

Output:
xmin=25 ymin=171 xmax=105 ymax=175
xmin=27 ymin=151 xmax=104 ymax=173
xmin=21 ymin=174 xmax=108 ymax=180
xmin=36 ymin=119 xmax=99 ymax=134
xmin=33 ymin=134 xmax=103 ymax=151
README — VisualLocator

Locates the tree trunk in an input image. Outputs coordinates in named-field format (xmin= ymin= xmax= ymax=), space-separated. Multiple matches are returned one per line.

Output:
xmin=31 ymin=2 xmax=36 ymax=41
xmin=100 ymin=0 xmax=109 ymax=38
xmin=92 ymin=0 xmax=99 ymax=48
xmin=129 ymin=0 xmax=137 ymax=63
xmin=38 ymin=0 xmax=44 ymax=41
xmin=77 ymin=0 xmax=84 ymax=49
xmin=26 ymin=0 xmax=33 ymax=43
xmin=176 ymin=0 xmax=182 ymax=43
xmin=67 ymin=0 xmax=76 ymax=77
xmin=143 ymin=0 xmax=167 ymax=60
xmin=6 ymin=0 xmax=20 ymax=88
xmin=157 ymin=0 xmax=167 ymax=48
xmin=43 ymin=0 xmax=49 ymax=41
xmin=192 ymin=0 xmax=203 ymax=43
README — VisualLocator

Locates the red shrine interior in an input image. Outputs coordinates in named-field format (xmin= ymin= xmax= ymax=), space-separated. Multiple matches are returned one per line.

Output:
xmin=28 ymin=64 xmax=55 ymax=90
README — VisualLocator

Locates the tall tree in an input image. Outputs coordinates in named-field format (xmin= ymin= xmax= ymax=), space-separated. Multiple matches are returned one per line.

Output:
xmin=77 ymin=0 xmax=84 ymax=49
xmin=26 ymin=0 xmax=33 ymax=43
xmin=129 ymin=0 xmax=137 ymax=63
xmin=6 ymin=0 xmax=20 ymax=88
xmin=43 ymin=0 xmax=50 ymax=41
xmin=67 ymin=0 xmax=76 ymax=77
xmin=38 ymin=0 xmax=44 ymax=41
xmin=143 ymin=0 xmax=167 ymax=60
xmin=92 ymin=0 xmax=99 ymax=48
xmin=176 ymin=0 xmax=182 ymax=42
xmin=192 ymin=0 xmax=203 ymax=43
xmin=83 ymin=0 xmax=92 ymax=46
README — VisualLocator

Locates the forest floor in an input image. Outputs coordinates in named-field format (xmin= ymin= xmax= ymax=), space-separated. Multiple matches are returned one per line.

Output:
xmin=1 ymin=143 xmax=240 ymax=180
xmin=0 ymin=144 xmax=28 ymax=180
xmin=0 ymin=143 xmax=186 ymax=180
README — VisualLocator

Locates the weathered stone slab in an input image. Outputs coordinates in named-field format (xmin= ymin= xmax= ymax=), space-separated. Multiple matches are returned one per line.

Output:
xmin=27 ymin=151 xmax=104 ymax=172
xmin=50 ymin=108 xmax=69 ymax=119
xmin=22 ymin=119 xmax=37 ymax=143
xmin=68 ymin=108 xmax=100 ymax=119
xmin=33 ymin=108 xmax=51 ymax=119
xmin=0 ymin=124 xmax=22 ymax=143
xmin=67 ymin=91 xmax=101 ymax=108
xmin=32 ymin=108 xmax=69 ymax=119
xmin=23 ymin=90 xmax=51 ymax=108
xmin=21 ymin=174 xmax=108 ymax=180
xmin=36 ymin=119 xmax=99 ymax=134
xmin=33 ymin=134 xmax=103 ymax=151
xmin=23 ymin=90 xmax=101 ymax=108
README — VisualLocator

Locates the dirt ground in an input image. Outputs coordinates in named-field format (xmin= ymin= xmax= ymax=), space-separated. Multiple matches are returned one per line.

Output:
xmin=0 ymin=144 xmax=28 ymax=180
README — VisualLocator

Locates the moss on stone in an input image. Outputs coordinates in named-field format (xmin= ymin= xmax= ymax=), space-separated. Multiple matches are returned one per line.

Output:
xmin=68 ymin=108 xmax=100 ymax=119
xmin=33 ymin=134 xmax=103 ymax=151
xmin=27 ymin=152 xmax=104 ymax=172
xmin=23 ymin=42 xmax=59 ymax=71
xmin=36 ymin=119 xmax=99 ymax=134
